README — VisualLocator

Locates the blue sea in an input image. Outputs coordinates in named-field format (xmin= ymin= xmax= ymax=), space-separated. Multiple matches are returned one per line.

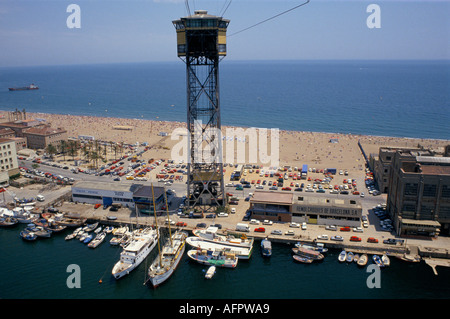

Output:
xmin=0 ymin=60 xmax=449 ymax=140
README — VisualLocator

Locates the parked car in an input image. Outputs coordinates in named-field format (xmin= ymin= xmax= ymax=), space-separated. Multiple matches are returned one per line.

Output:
xmin=301 ymin=222 xmax=307 ymax=230
xmin=254 ymin=227 xmax=265 ymax=233
xmin=271 ymin=229 xmax=282 ymax=235
xmin=367 ymin=237 xmax=378 ymax=243
xmin=331 ymin=235 xmax=344 ymax=241
xmin=317 ymin=234 xmax=329 ymax=240
xmin=218 ymin=212 xmax=228 ymax=217
xmin=290 ymin=222 xmax=300 ymax=228
xmin=176 ymin=222 xmax=187 ymax=227
xmin=350 ymin=236 xmax=361 ymax=242
xmin=340 ymin=226 xmax=351 ymax=232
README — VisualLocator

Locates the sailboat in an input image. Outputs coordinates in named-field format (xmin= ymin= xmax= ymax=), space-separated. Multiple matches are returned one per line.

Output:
xmin=146 ymin=184 xmax=187 ymax=288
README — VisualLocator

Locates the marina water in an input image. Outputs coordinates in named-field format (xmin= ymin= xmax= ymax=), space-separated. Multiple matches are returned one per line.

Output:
xmin=0 ymin=224 xmax=449 ymax=299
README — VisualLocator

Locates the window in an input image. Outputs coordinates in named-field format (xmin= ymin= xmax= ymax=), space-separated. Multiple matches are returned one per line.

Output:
xmin=423 ymin=184 xmax=437 ymax=197
xmin=442 ymin=185 xmax=450 ymax=198
xmin=404 ymin=183 xmax=418 ymax=196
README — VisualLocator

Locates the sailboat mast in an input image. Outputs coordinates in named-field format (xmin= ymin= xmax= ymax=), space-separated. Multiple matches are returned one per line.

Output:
xmin=151 ymin=183 xmax=162 ymax=266
xmin=164 ymin=189 xmax=173 ymax=247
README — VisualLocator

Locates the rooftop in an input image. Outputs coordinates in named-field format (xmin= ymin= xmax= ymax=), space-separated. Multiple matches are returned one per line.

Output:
xmin=250 ymin=191 xmax=293 ymax=205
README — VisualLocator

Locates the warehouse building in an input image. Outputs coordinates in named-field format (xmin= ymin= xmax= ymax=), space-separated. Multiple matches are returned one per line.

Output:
xmin=249 ymin=191 xmax=362 ymax=227
xmin=71 ymin=181 xmax=166 ymax=213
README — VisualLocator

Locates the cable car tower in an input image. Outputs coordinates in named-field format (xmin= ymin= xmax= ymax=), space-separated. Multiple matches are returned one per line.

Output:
xmin=173 ymin=10 xmax=230 ymax=212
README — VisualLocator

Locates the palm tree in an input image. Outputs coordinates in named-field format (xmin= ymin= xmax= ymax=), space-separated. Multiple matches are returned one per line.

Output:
xmin=46 ymin=143 xmax=57 ymax=160
xmin=67 ymin=140 xmax=79 ymax=162
xmin=59 ymin=140 xmax=68 ymax=161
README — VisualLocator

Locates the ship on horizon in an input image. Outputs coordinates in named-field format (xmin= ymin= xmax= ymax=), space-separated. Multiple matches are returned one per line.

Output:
xmin=8 ymin=84 xmax=39 ymax=91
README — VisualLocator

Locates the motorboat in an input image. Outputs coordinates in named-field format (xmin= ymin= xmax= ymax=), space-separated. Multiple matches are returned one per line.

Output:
xmin=381 ymin=254 xmax=390 ymax=267
xmin=88 ymin=231 xmax=106 ymax=248
xmin=373 ymin=255 xmax=384 ymax=268
xmin=83 ymin=233 xmax=94 ymax=244
xmin=357 ymin=254 xmax=368 ymax=267
xmin=346 ymin=251 xmax=354 ymax=262
xmin=260 ymin=238 xmax=272 ymax=257
xmin=353 ymin=254 xmax=360 ymax=263
xmin=187 ymin=226 xmax=254 ymax=259
xmin=112 ymin=227 xmax=158 ymax=280
xmin=205 ymin=266 xmax=216 ymax=279
xmin=104 ymin=226 xmax=114 ymax=234
xmin=338 ymin=250 xmax=347 ymax=262
xmin=187 ymin=248 xmax=238 ymax=268
xmin=83 ymin=222 xmax=99 ymax=232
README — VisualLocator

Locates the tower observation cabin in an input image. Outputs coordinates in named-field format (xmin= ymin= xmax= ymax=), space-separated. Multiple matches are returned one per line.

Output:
xmin=173 ymin=10 xmax=229 ymax=58
xmin=173 ymin=11 xmax=230 ymax=212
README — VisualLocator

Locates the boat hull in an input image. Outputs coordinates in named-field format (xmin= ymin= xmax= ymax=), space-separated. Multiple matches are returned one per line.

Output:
xmin=187 ymin=250 xmax=238 ymax=268
xmin=112 ymin=230 xmax=158 ymax=279
xmin=186 ymin=236 xmax=252 ymax=260
xmin=149 ymin=243 xmax=185 ymax=287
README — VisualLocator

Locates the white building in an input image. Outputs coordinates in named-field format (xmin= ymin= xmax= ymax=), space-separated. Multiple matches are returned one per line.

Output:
xmin=71 ymin=181 xmax=139 ymax=208
xmin=0 ymin=138 xmax=19 ymax=185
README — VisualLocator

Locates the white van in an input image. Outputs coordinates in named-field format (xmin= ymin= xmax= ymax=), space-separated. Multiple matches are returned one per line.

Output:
xmin=236 ymin=223 xmax=250 ymax=232
xmin=36 ymin=194 xmax=45 ymax=202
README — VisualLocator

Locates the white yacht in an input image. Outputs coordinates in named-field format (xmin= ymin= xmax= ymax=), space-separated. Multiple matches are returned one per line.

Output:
xmin=187 ymin=226 xmax=254 ymax=259
xmin=112 ymin=227 xmax=158 ymax=279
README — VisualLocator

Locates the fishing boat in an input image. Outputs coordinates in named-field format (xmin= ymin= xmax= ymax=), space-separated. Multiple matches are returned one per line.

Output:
xmin=187 ymin=248 xmax=238 ymax=268
xmin=20 ymin=229 xmax=37 ymax=241
xmin=292 ymin=247 xmax=324 ymax=261
xmin=94 ymin=226 xmax=102 ymax=234
xmin=293 ymin=255 xmax=313 ymax=264
xmin=357 ymin=254 xmax=368 ymax=267
xmin=381 ymin=254 xmax=390 ymax=267
xmin=346 ymin=251 xmax=354 ymax=262
xmin=45 ymin=223 xmax=67 ymax=233
xmin=373 ymin=255 xmax=384 ymax=268
xmin=112 ymin=227 xmax=158 ymax=280
xmin=260 ymin=238 xmax=272 ymax=257
xmin=187 ymin=226 xmax=254 ymax=259
xmin=295 ymin=242 xmax=328 ymax=253
xmin=57 ymin=217 xmax=87 ymax=227
xmin=338 ymin=250 xmax=347 ymax=262
xmin=88 ymin=231 xmax=106 ymax=248
xmin=0 ymin=216 xmax=18 ymax=227
xmin=205 ymin=266 xmax=216 ymax=279
xmin=26 ymin=225 xmax=51 ymax=238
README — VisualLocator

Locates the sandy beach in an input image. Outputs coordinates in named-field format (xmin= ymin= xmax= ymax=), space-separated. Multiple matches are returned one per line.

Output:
xmin=4 ymin=111 xmax=449 ymax=175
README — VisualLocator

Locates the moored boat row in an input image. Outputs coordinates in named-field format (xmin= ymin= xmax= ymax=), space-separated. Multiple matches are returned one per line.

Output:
xmin=338 ymin=250 xmax=390 ymax=267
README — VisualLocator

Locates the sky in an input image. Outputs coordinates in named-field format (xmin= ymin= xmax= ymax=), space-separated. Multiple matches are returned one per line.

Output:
xmin=0 ymin=0 xmax=449 ymax=67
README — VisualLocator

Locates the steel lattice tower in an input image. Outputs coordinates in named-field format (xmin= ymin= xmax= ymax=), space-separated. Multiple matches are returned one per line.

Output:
xmin=173 ymin=10 xmax=229 ymax=212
